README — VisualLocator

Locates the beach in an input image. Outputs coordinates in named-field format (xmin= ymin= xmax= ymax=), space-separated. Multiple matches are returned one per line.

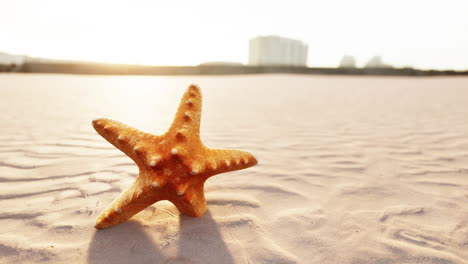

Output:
xmin=1 ymin=74 xmax=468 ymax=263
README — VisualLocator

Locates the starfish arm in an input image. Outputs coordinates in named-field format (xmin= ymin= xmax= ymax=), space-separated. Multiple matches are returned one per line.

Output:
xmin=92 ymin=118 xmax=157 ymax=165
xmin=167 ymin=84 xmax=203 ymax=144
xmin=95 ymin=175 xmax=163 ymax=229
xmin=203 ymin=148 xmax=258 ymax=177
xmin=171 ymin=183 xmax=207 ymax=217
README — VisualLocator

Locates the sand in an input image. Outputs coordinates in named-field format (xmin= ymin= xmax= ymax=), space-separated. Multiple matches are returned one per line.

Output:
xmin=1 ymin=74 xmax=468 ymax=264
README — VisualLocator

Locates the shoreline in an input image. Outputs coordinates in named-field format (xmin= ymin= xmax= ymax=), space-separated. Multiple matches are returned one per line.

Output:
xmin=1 ymin=63 xmax=467 ymax=76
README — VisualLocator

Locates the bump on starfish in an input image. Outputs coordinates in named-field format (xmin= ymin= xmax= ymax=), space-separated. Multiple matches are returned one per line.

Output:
xmin=92 ymin=84 xmax=258 ymax=229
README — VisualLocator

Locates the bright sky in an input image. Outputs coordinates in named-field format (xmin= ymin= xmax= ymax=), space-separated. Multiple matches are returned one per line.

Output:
xmin=1 ymin=0 xmax=467 ymax=70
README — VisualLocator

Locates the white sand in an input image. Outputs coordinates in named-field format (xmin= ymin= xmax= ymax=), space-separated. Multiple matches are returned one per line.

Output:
xmin=1 ymin=74 xmax=468 ymax=263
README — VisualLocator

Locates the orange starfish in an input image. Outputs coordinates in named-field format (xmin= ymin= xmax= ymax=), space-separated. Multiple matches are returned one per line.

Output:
xmin=92 ymin=84 xmax=257 ymax=229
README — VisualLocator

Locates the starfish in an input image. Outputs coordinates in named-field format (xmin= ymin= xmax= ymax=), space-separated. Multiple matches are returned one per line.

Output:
xmin=92 ymin=84 xmax=257 ymax=229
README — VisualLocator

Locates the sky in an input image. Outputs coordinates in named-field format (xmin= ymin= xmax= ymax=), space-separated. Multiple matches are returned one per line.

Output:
xmin=0 ymin=0 xmax=467 ymax=70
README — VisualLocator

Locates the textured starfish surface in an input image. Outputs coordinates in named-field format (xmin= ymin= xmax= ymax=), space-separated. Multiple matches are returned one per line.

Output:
xmin=92 ymin=84 xmax=257 ymax=229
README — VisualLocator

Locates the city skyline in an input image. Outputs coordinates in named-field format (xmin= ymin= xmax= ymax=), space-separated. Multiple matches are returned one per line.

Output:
xmin=1 ymin=0 xmax=467 ymax=70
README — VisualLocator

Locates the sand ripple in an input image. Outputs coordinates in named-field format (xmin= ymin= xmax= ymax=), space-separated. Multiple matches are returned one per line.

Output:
xmin=1 ymin=75 xmax=468 ymax=263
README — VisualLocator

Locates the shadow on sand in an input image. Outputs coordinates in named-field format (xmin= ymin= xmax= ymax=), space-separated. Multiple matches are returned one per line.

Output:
xmin=87 ymin=210 xmax=235 ymax=264
xmin=87 ymin=221 xmax=164 ymax=264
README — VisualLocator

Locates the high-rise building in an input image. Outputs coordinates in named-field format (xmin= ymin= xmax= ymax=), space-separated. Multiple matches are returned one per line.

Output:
xmin=339 ymin=55 xmax=357 ymax=68
xmin=249 ymin=36 xmax=308 ymax=66
xmin=364 ymin=56 xmax=392 ymax=68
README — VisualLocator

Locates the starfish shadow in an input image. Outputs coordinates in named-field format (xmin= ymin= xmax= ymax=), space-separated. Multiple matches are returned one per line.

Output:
xmin=87 ymin=210 xmax=235 ymax=264
xmin=87 ymin=221 xmax=164 ymax=264
xmin=169 ymin=210 xmax=235 ymax=264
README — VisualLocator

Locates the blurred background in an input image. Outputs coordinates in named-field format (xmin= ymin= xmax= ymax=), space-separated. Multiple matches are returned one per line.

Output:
xmin=0 ymin=0 xmax=467 ymax=71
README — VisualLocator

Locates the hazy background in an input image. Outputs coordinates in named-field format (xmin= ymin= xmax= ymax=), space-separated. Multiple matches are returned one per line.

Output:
xmin=0 ymin=0 xmax=467 ymax=70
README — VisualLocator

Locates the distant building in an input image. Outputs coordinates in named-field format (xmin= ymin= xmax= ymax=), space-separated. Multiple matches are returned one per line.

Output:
xmin=0 ymin=52 xmax=24 ymax=65
xmin=364 ymin=56 xmax=392 ymax=68
xmin=249 ymin=36 xmax=308 ymax=66
xmin=339 ymin=55 xmax=357 ymax=68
